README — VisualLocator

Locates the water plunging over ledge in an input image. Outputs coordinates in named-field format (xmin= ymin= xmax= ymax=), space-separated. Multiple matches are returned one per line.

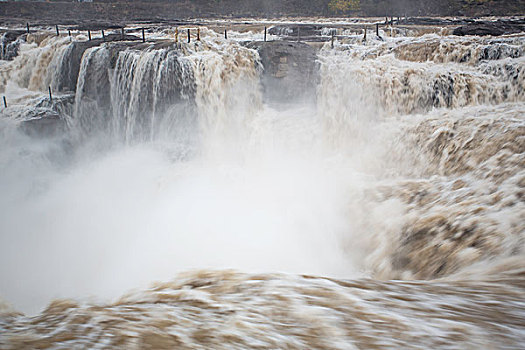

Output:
xmin=0 ymin=23 xmax=524 ymax=349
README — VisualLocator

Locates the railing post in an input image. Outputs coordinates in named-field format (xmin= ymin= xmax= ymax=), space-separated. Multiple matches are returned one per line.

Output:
xmin=48 ymin=86 xmax=53 ymax=103
xmin=264 ymin=26 xmax=267 ymax=42
xmin=142 ymin=28 xmax=145 ymax=43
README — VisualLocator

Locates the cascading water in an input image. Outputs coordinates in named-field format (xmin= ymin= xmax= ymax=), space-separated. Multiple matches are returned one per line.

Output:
xmin=72 ymin=44 xmax=195 ymax=142
xmin=0 ymin=24 xmax=524 ymax=349
xmin=319 ymin=36 xmax=524 ymax=117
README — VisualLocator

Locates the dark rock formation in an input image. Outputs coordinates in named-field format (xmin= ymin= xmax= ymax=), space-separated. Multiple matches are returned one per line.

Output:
xmin=453 ymin=20 xmax=525 ymax=36
xmin=398 ymin=17 xmax=470 ymax=26
xmin=10 ymin=94 xmax=74 ymax=138
xmin=36 ymin=93 xmax=76 ymax=118
xmin=0 ymin=30 xmax=26 ymax=60
xmin=268 ymin=24 xmax=335 ymax=42
xmin=248 ymin=41 xmax=319 ymax=103
xmin=52 ymin=40 xmax=101 ymax=93
xmin=53 ymin=34 xmax=140 ymax=93
xmin=18 ymin=109 xmax=67 ymax=138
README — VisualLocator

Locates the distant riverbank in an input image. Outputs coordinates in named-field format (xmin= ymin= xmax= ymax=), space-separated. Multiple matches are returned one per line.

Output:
xmin=0 ymin=0 xmax=523 ymax=28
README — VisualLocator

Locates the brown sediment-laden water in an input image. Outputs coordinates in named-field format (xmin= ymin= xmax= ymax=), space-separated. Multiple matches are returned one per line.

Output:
xmin=0 ymin=23 xmax=524 ymax=349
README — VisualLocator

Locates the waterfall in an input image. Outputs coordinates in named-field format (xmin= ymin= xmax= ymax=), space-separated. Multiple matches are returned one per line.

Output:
xmin=71 ymin=44 xmax=196 ymax=142
xmin=110 ymin=48 xmax=195 ymax=141
xmin=73 ymin=46 xmax=111 ymax=136
xmin=183 ymin=34 xmax=262 ymax=155
xmin=0 ymin=34 xmax=73 ymax=98
xmin=0 ymin=24 xmax=524 ymax=349
xmin=71 ymin=33 xmax=261 ymax=145
xmin=317 ymin=39 xmax=524 ymax=118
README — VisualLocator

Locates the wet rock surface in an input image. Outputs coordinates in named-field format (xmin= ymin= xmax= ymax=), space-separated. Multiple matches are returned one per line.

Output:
xmin=0 ymin=30 xmax=26 ymax=60
xmin=19 ymin=111 xmax=66 ymax=138
xmin=453 ymin=19 xmax=525 ymax=36
xmin=247 ymin=40 xmax=319 ymax=102
xmin=268 ymin=24 xmax=336 ymax=42
xmin=53 ymin=34 xmax=140 ymax=93
xmin=398 ymin=17 xmax=470 ymax=26
xmin=9 ymin=95 xmax=74 ymax=138
xmin=36 ymin=94 xmax=75 ymax=117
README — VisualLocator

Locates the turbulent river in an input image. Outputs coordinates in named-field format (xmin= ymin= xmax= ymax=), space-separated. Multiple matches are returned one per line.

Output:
xmin=0 ymin=22 xmax=524 ymax=349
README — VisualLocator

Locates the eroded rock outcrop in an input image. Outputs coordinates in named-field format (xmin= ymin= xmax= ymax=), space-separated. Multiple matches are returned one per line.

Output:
xmin=0 ymin=30 xmax=26 ymax=60
xmin=53 ymin=33 xmax=140 ymax=93
xmin=247 ymin=41 xmax=319 ymax=103
xmin=453 ymin=20 xmax=525 ymax=36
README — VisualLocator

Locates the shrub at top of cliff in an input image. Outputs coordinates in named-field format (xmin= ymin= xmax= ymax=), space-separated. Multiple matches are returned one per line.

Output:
xmin=328 ymin=0 xmax=360 ymax=14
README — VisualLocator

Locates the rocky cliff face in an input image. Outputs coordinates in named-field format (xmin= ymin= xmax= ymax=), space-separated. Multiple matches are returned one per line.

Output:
xmin=52 ymin=34 xmax=141 ymax=93
xmin=0 ymin=30 xmax=26 ymax=60
xmin=453 ymin=20 xmax=525 ymax=36
xmin=247 ymin=41 xmax=319 ymax=103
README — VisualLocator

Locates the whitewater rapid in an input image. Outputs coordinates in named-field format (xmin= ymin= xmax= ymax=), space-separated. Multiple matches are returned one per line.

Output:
xmin=0 ymin=24 xmax=524 ymax=348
